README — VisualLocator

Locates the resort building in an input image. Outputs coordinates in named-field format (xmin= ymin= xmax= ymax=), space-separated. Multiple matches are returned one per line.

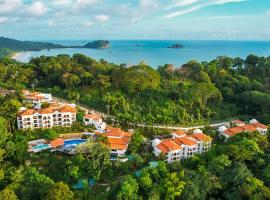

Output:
xmin=17 ymin=104 xmax=76 ymax=129
xmin=219 ymin=119 xmax=268 ymax=139
xmin=152 ymin=129 xmax=212 ymax=163
xmin=23 ymin=90 xmax=52 ymax=109
xmin=103 ymin=127 xmax=132 ymax=159
xmin=83 ymin=113 xmax=106 ymax=131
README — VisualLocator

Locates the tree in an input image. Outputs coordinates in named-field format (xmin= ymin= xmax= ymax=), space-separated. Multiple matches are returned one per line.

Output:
xmin=128 ymin=132 xmax=144 ymax=154
xmin=138 ymin=169 xmax=153 ymax=193
xmin=228 ymin=138 xmax=262 ymax=162
xmin=163 ymin=172 xmax=185 ymax=200
xmin=208 ymin=154 xmax=232 ymax=174
xmin=0 ymin=188 xmax=18 ymax=200
xmin=96 ymin=74 xmax=111 ymax=96
xmin=117 ymin=175 xmax=139 ymax=200
xmin=121 ymin=64 xmax=160 ymax=93
xmin=77 ymin=141 xmax=110 ymax=181
xmin=0 ymin=99 xmax=21 ymax=132
xmin=21 ymin=167 xmax=54 ymax=200
xmin=45 ymin=182 xmax=74 ymax=200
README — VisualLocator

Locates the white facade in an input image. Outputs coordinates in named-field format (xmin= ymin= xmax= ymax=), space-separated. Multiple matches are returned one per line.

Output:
xmin=152 ymin=129 xmax=212 ymax=163
xmin=84 ymin=113 xmax=106 ymax=131
xmin=218 ymin=119 xmax=268 ymax=138
xmin=23 ymin=91 xmax=53 ymax=109
xmin=17 ymin=106 xmax=76 ymax=130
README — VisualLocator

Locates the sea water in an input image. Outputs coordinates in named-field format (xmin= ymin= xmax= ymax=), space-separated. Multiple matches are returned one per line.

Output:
xmin=14 ymin=40 xmax=270 ymax=68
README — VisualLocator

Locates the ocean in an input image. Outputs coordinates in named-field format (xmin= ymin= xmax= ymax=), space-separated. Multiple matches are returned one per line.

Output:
xmin=13 ymin=40 xmax=270 ymax=68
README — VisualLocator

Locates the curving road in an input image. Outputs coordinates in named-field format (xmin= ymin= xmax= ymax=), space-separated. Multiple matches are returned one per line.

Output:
xmin=53 ymin=95 xmax=229 ymax=130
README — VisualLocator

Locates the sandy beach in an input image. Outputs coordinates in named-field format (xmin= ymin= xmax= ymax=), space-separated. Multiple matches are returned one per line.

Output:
xmin=11 ymin=51 xmax=31 ymax=62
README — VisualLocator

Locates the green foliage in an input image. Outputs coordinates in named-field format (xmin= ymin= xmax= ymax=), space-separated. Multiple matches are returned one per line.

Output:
xmin=0 ymin=188 xmax=18 ymax=200
xmin=45 ymin=182 xmax=74 ymax=200
xmin=121 ymin=64 xmax=160 ymax=93
xmin=77 ymin=141 xmax=110 ymax=181
xmin=117 ymin=175 xmax=140 ymax=200
xmin=163 ymin=172 xmax=185 ymax=200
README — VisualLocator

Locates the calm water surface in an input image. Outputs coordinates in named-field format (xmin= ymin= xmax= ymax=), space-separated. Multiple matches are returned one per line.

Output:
xmin=14 ymin=40 xmax=270 ymax=68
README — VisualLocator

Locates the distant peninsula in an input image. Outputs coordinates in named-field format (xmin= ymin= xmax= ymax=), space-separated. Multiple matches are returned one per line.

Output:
xmin=0 ymin=37 xmax=110 ymax=58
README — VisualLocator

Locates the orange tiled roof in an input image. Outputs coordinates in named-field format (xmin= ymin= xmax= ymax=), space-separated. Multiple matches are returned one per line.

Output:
xmin=174 ymin=136 xmax=198 ymax=146
xmin=190 ymin=133 xmax=212 ymax=142
xmin=104 ymin=128 xmax=132 ymax=138
xmin=156 ymin=140 xmax=182 ymax=154
xmin=57 ymin=105 xmax=76 ymax=113
xmin=50 ymin=138 xmax=64 ymax=148
xmin=18 ymin=105 xmax=76 ymax=116
xmin=173 ymin=130 xmax=186 ymax=136
xmin=108 ymin=137 xmax=130 ymax=150
xmin=224 ymin=126 xmax=245 ymax=136
xmin=242 ymin=124 xmax=257 ymax=132
xmin=252 ymin=122 xmax=268 ymax=129
xmin=232 ymin=119 xmax=245 ymax=125
xmin=84 ymin=113 xmax=102 ymax=121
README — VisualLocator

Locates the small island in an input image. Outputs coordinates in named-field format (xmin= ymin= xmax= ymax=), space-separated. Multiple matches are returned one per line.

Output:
xmin=83 ymin=40 xmax=110 ymax=49
xmin=168 ymin=44 xmax=183 ymax=49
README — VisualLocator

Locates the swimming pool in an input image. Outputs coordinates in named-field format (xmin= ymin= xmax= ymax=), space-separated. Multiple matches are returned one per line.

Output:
xmin=32 ymin=144 xmax=50 ymax=151
xmin=64 ymin=139 xmax=86 ymax=147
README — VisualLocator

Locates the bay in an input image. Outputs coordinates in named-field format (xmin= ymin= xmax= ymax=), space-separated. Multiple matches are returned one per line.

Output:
xmin=13 ymin=40 xmax=270 ymax=68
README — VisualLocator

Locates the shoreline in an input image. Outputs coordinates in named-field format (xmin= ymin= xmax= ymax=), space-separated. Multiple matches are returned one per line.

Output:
xmin=11 ymin=51 xmax=31 ymax=62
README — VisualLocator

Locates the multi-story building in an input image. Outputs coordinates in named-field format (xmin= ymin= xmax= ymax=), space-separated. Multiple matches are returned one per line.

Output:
xmin=103 ymin=127 xmax=132 ymax=159
xmin=23 ymin=90 xmax=52 ymax=109
xmin=17 ymin=104 xmax=76 ymax=129
xmin=152 ymin=129 xmax=212 ymax=163
xmin=83 ymin=113 xmax=106 ymax=131
xmin=219 ymin=119 xmax=268 ymax=139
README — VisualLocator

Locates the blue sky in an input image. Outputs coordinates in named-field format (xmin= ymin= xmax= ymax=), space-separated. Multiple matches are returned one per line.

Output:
xmin=0 ymin=0 xmax=270 ymax=40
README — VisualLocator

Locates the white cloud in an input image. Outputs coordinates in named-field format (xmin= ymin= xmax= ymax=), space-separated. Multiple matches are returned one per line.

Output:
xmin=83 ymin=20 xmax=93 ymax=27
xmin=94 ymin=14 xmax=110 ymax=22
xmin=166 ymin=0 xmax=200 ymax=10
xmin=166 ymin=5 xmax=204 ymax=18
xmin=139 ymin=0 xmax=159 ymax=10
xmin=24 ymin=1 xmax=48 ymax=17
xmin=0 ymin=17 xmax=8 ymax=24
xmin=0 ymin=0 xmax=22 ymax=14
xmin=74 ymin=0 xmax=99 ymax=11
xmin=165 ymin=0 xmax=247 ymax=18
xmin=267 ymin=10 xmax=270 ymax=15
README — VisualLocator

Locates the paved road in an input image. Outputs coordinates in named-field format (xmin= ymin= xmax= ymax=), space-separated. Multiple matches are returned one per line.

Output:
xmin=53 ymin=95 xmax=229 ymax=130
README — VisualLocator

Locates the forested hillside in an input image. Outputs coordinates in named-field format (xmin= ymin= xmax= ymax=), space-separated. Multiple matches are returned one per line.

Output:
xmin=0 ymin=54 xmax=269 ymax=199
xmin=25 ymin=54 xmax=270 ymax=125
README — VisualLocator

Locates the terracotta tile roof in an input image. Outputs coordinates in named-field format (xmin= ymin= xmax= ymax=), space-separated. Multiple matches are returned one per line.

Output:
xmin=241 ymin=124 xmax=257 ymax=132
xmin=224 ymin=126 xmax=245 ymax=136
xmin=50 ymin=138 xmax=64 ymax=148
xmin=156 ymin=140 xmax=182 ymax=154
xmin=18 ymin=109 xmax=35 ymax=116
xmin=174 ymin=136 xmax=198 ymax=146
xmin=232 ymin=119 xmax=245 ymax=125
xmin=156 ymin=143 xmax=169 ymax=154
xmin=108 ymin=137 xmax=130 ymax=150
xmin=190 ymin=133 xmax=212 ymax=142
xmin=84 ymin=113 xmax=102 ymax=121
xmin=104 ymin=128 xmax=132 ymax=138
xmin=18 ymin=105 xmax=76 ymax=116
xmin=173 ymin=130 xmax=186 ymax=136
xmin=57 ymin=105 xmax=76 ymax=113
xmin=103 ymin=128 xmax=132 ymax=150
xmin=252 ymin=122 xmax=268 ymax=129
